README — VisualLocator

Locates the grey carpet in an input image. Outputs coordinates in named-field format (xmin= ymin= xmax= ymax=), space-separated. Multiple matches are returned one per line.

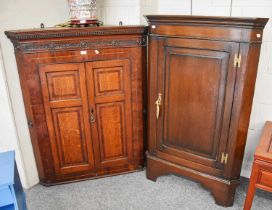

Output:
xmin=26 ymin=170 xmax=272 ymax=210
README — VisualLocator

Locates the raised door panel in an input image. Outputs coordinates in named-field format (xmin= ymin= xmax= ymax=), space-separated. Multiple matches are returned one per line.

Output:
xmin=39 ymin=63 xmax=94 ymax=175
xmin=96 ymin=103 xmax=127 ymax=161
xmin=46 ymin=71 xmax=81 ymax=101
xmin=52 ymin=107 xmax=88 ymax=167
xmin=164 ymin=49 xmax=226 ymax=158
xmin=94 ymin=67 xmax=124 ymax=96
xmin=152 ymin=38 xmax=239 ymax=172
xmin=86 ymin=59 xmax=133 ymax=167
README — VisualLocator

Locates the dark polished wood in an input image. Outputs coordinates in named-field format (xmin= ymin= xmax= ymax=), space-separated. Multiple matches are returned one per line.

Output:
xmin=244 ymin=122 xmax=272 ymax=210
xmin=6 ymin=26 xmax=147 ymax=185
xmin=145 ymin=15 xmax=268 ymax=207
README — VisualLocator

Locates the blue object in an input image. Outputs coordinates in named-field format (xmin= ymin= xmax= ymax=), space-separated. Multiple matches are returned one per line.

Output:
xmin=0 ymin=151 xmax=27 ymax=210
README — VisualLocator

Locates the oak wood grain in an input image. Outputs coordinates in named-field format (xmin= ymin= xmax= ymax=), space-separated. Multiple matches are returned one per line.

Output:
xmin=6 ymin=26 xmax=147 ymax=184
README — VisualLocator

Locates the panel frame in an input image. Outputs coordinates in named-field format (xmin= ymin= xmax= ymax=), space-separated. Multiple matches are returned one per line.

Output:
xmin=161 ymin=47 xmax=230 ymax=169
xmin=149 ymin=36 xmax=239 ymax=175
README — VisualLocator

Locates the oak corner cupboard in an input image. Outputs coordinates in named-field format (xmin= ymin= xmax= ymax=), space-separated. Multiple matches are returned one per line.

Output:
xmin=145 ymin=15 xmax=268 ymax=207
xmin=5 ymin=26 xmax=148 ymax=185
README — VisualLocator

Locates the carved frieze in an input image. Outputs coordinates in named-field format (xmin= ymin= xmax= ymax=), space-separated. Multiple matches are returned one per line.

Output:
xmin=5 ymin=28 xmax=148 ymax=41
xmin=14 ymin=37 xmax=147 ymax=53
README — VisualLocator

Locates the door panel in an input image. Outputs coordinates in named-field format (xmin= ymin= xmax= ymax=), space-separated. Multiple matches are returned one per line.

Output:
xmin=164 ymin=49 xmax=227 ymax=158
xmin=93 ymin=67 xmax=124 ymax=96
xmin=46 ymin=71 xmax=81 ymax=101
xmin=52 ymin=107 xmax=88 ymax=166
xmin=86 ymin=59 xmax=133 ymax=167
xmin=39 ymin=63 xmax=94 ymax=175
xmin=154 ymin=38 xmax=239 ymax=170
xmin=96 ymin=103 xmax=127 ymax=162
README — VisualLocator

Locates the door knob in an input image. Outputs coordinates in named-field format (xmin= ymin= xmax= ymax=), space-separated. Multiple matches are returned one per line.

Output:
xmin=155 ymin=93 xmax=162 ymax=119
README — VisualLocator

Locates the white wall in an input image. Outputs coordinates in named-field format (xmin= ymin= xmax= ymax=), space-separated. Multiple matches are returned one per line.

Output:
xmin=1 ymin=0 xmax=271 ymax=189
xmin=158 ymin=0 xmax=191 ymax=15
xmin=99 ymin=0 xmax=140 ymax=25
xmin=140 ymin=0 xmax=158 ymax=25
xmin=192 ymin=0 xmax=232 ymax=16
xmin=0 ymin=46 xmax=29 ymax=187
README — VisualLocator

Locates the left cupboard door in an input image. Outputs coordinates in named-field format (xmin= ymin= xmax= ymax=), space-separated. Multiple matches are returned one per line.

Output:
xmin=39 ymin=63 xmax=95 ymax=176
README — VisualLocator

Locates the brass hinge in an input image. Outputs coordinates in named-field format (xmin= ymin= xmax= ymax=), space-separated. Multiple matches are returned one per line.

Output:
xmin=234 ymin=53 xmax=242 ymax=68
xmin=221 ymin=152 xmax=229 ymax=165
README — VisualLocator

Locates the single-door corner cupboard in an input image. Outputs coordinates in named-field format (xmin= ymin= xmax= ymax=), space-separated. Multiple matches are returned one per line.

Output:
xmin=5 ymin=26 xmax=148 ymax=185
xmin=145 ymin=15 xmax=268 ymax=207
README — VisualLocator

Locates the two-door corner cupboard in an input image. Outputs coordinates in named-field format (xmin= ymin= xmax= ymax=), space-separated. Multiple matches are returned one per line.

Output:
xmin=5 ymin=26 xmax=147 ymax=185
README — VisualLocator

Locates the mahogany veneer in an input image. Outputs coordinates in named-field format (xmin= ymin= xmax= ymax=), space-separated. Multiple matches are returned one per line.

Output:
xmin=5 ymin=26 xmax=148 ymax=185
xmin=145 ymin=15 xmax=268 ymax=207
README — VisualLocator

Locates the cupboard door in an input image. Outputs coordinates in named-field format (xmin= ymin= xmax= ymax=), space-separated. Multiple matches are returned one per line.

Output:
xmin=152 ymin=38 xmax=239 ymax=171
xmin=86 ymin=59 xmax=133 ymax=168
xmin=39 ymin=63 xmax=94 ymax=176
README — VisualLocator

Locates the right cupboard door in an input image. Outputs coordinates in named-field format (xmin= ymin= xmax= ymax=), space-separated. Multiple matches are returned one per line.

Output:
xmin=86 ymin=59 xmax=133 ymax=169
xmin=151 ymin=38 xmax=239 ymax=175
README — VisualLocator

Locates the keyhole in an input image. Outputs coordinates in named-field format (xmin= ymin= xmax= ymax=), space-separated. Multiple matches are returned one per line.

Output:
xmin=90 ymin=108 xmax=95 ymax=123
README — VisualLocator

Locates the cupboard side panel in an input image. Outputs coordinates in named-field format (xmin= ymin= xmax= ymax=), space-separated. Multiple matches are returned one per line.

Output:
xmin=225 ymin=43 xmax=262 ymax=179
xmin=130 ymin=47 xmax=146 ymax=164
xmin=16 ymin=52 xmax=55 ymax=182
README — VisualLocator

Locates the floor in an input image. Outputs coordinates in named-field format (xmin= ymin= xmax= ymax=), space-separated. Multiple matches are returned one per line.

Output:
xmin=26 ymin=170 xmax=272 ymax=210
